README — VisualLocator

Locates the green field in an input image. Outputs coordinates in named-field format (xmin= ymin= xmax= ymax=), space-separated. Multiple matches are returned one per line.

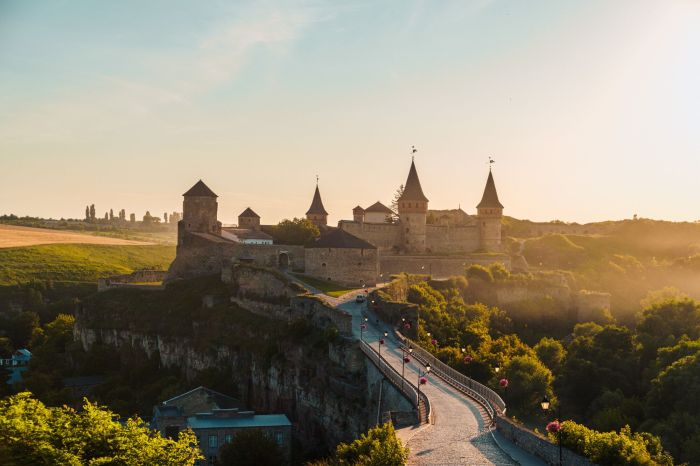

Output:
xmin=0 ymin=244 xmax=175 ymax=285
xmin=291 ymin=273 xmax=359 ymax=297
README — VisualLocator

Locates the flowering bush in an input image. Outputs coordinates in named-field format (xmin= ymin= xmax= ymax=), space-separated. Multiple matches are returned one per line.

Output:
xmin=404 ymin=323 xmax=411 ymax=330
xmin=419 ymin=377 xmax=428 ymax=385
xmin=431 ymin=339 xmax=438 ymax=346
xmin=546 ymin=420 xmax=561 ymax=433
xmin=463 ymin=356 xmax=473 ymax=364
xmin=499 ymin=378 xmax=509 ymax=388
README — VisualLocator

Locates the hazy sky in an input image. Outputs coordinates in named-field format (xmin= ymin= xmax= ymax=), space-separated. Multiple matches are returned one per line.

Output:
xmin=1 ymin=0 xmax=699 ymax=225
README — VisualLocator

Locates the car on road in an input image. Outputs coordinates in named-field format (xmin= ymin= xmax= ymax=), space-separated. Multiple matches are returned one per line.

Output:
xmin=355 ymin=295 xmax=366 ymax=304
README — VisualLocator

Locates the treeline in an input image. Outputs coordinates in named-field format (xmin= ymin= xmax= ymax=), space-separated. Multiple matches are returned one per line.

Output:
xmin=399 ymin=268 xmax=700 ymax=465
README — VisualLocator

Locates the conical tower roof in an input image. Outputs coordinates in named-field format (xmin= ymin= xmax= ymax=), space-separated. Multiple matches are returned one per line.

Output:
xmin=306 ymin=185 xmax=328 ymax=216
xmin=183 ymin=180 xmax=217 ymax=198
xmin=398 ymin=159 xmax=429 ymax=202
xmin=477 ymin=170 xmax=503 ymax=209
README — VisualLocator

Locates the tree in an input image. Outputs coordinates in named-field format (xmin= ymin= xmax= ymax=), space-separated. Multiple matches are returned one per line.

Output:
xmin=163 ymin=212 xmax=168 ymax=223
xmin=534 ymin=337 xmax=566 ymax=374
xmin=85 ymin=206 xmax=90 ymax=221
xmin=272 ymin=218 xmax=320 ymax=245
xmin=218 ymin=429 xmax=284 ymax=466
xmin=89 ymin=204 xmax=96 ymax=221
xmin=636 ymin=298 xmax=700 ymax=364
xmin=335 ymin=422 xmax=408 ymax=466
xmin=501 ymin=355 xmax=555 ymax=417
xmin=109 ymin=209 xmax=114 ymax=221
xmin=130 ymin=213 xmax=136 ymax=223
xmin=390 ymin=184 xmax=404 ymax=221
xmin=465 ymin=264 xmax=494 ymax=283
xmin=0 ymin=392 xmax=203 ymax=465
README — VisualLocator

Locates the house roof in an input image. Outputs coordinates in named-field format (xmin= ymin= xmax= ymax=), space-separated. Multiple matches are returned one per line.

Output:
xmin=162 ymin=386 xmax=242 ymax=410
xmin=307 ymin=228 xmax=376 ymax=249
xmin=352 ymin=205 xmax=365 ymax=212
xmin=222 ymin=228 xmax=273 ymax=241
xmin=306 ymin=185 xmax=328 ymax=216
xmin=364 ymin=201 xmax=393 ymax=214
xmin=398 ymin=160 xmax=429 ymax=202
xmin=187 ymin=414 xmax=291 ymax=429
xmin=183 ymin=180 xmax=217 ymax=198
xmin=239 ymin=207 xmax=260 ymax=218
xmin=476 ymin=170 xmax=503 ymax=209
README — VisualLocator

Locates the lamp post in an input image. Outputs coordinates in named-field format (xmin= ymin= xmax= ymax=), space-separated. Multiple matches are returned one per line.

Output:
xmin=378 ymin=331 xmax=388 ymax=365
xmin=417 ymin=363 xmax=431 ymax=407
xmin=360 ymin=317 xmax=368 ymax=341
xmin=401 ymin=346 xmax=413 ymax=390
xmin=541 ymin=396 xmax=562 ymax=466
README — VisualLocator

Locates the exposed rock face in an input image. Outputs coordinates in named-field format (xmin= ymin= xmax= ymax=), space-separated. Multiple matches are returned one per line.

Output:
xmin=74 ymin=268 xmax=413 ymax=456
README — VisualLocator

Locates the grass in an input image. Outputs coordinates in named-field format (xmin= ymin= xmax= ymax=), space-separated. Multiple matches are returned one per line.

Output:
xmin=0 ymin=244 xmax=175 ymax=285
xmin=291 ymin=273 xmax=359 ymax=297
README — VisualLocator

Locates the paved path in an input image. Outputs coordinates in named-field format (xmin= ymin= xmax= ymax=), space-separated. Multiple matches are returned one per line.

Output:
xmin=337 ymin=298 xmax=545 ymax=466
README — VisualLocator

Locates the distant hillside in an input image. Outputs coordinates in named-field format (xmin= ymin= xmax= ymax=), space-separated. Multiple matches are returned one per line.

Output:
xmin=512 ymin=219 xmax=700 ymax=321
xmin=0 ymin=244 xmax=175 ymax=285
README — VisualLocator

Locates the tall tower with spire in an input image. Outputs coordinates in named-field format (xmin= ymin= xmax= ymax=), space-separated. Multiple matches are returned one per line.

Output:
xmin=398 ymin=159 xmax=429 ymax=253
xmin=306 ymin=180 xmax=328 ymax=227
xmin=476 ymin=169 xmax=503 ymax=251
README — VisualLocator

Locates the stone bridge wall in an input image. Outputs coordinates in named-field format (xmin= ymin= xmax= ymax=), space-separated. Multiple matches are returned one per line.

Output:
xmin=495 ymin=416 xmax=596 ymax=466
xmin=98 ymin=270 xmax=167 ymax=292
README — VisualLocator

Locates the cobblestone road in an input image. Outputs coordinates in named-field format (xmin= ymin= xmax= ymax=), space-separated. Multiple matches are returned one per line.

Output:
xmin=339 ymin=299 xmax=520 ymax=465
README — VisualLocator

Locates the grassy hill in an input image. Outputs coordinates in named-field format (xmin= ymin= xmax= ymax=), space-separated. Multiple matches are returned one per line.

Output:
xmin=0 ymin=244 xmax=175 ymax=285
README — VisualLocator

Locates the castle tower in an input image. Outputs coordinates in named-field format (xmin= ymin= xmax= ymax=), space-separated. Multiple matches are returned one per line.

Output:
xmin=352 ymin=205 xmax=365 ymax=223
xmin=398 ymin=159 xmax=428 ymax=253
xmin=476 ymin=169 xmax=503 ymax=251
xmin=306 ymin=183 xmax=328 ymax=227
xmin=238 ymin=207 xmax=261 ymax=230
xmin=178 ymin=180 xmax=222 ymax=247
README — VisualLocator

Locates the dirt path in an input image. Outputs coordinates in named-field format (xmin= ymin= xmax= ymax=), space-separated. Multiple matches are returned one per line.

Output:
xmin=0 ymin=224 xmax=153 ymax=248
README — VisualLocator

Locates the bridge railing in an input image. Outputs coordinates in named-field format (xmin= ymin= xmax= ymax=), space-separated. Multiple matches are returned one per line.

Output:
xmin=359 ymin=340 xmax=431 ymax=425
xmin=394 ymin=331 xmax=505 ymax=421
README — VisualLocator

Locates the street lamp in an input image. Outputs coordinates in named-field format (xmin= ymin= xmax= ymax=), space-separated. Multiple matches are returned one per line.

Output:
xmin=417 ymin=363 xmax=431 ymax=406
xmin=378 ymin=331 xmax=388 ymax=364
xmin=360 ymin=317 xmax=368 ymax=341
xmin=541 ymin=396 xmax=563 ymax=466
xmin=401 ymin=346 xmax=413 ymax=390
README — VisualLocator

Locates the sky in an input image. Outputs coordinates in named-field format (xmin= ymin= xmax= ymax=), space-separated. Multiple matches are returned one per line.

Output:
xmin=1 ymin=0 xmax=699 ymax=225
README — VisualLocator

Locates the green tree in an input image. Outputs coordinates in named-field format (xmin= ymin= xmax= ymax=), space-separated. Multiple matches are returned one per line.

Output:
xmin=534 ymin=337 xmax=566 ymax=374
xmin=645 ymin=352 xmax=700 ymax=464
xmin=553 ymin=421 xmax=673 ymax=466
xmin=272 ymin=218 xmax=320 ymax=245
xmin=502 ymin=355 xmax=554 ymax=417
xmin=0 ymin=392 xmax=202 ymax=465
xmin=218 ymin=429 xmax=284 ymax=466
xmin=636 ymin=298 xmax=700 ymax=363
xmin=335 ymin=422 xmax=408 ymax=466
xmin=465 ymin=264 xmax=493 ymax=283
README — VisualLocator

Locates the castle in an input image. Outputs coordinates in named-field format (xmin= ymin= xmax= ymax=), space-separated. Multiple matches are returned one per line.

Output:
xmin=167 ymin=159 xmax=508 ymax=286
xmin=338 ymin=159 xmax=503 ymax=254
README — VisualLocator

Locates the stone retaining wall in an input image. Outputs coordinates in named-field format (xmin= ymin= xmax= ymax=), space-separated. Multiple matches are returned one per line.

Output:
xmin=98 ymin=270 xmax=167 ymax=292
xmin=495 ymin=416 xmax=595 ymax=466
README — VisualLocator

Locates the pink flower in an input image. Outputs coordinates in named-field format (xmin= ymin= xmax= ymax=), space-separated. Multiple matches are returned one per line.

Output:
xmin=499 ymin=378 xmax=509 ymax=388
xmin=420 ymin=377 xmax=428 ymax=385
xmin=379 ymin=339 xmax=385 ymax=345
xmin=404 ymin=357 xmax=411 ymax=363
xmin=546 ymin=420 xmax=561 ymax=433
xmin=404 ymin=323 xmax=411 ymax=329
xmin=431 ymin=339 xmax=438 ymax=346
xmin=463 ymin=356 xmax=473 ymax=364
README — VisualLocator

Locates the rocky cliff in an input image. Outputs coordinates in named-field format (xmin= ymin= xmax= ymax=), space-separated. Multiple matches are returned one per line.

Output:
xmin=74 ymin=273 xmax=372 ymax=457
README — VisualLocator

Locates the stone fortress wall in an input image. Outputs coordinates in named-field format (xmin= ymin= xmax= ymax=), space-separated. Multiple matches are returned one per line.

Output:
xmin=380 ymin=254 xmax=511 ymax=279
xmin=305 ymin=247 xmax=379 ymax=287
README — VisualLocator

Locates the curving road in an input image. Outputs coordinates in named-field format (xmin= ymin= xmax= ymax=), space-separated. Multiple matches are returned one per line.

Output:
xmin=337 ymin=297 xmax=544 ymax=466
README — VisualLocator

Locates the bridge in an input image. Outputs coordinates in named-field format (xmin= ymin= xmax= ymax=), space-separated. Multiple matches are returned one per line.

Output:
xmin=335 ymin=295 xmax=546 ymax=466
